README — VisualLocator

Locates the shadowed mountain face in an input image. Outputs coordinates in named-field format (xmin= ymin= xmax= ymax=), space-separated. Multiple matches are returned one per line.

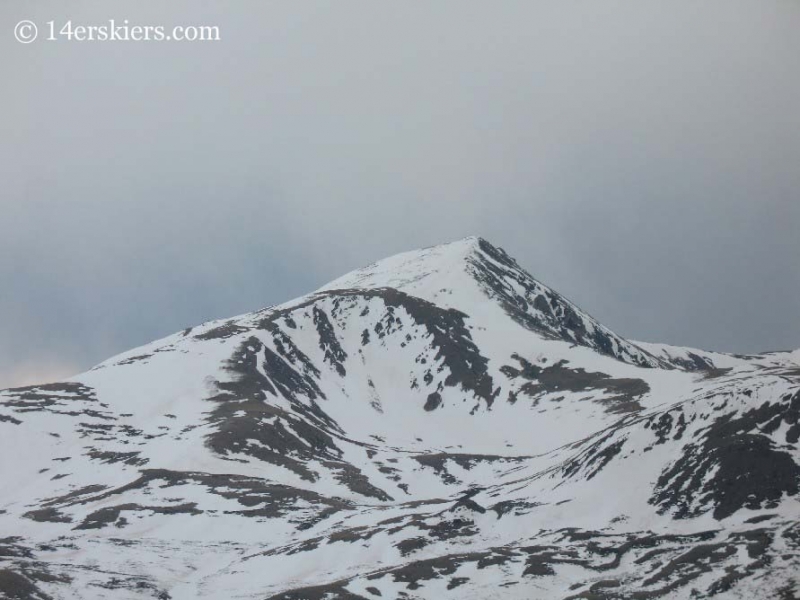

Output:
xmin=1 ymin=237 xmax=798 ymax=600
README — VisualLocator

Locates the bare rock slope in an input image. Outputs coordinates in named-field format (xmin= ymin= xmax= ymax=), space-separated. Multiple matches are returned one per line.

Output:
xmin=1 ymin=237 xmax=798 ymax=599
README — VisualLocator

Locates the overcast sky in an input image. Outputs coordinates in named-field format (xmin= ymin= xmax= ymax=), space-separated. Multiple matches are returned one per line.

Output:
xmin=1 ymin=1 xmax=799 ymax=388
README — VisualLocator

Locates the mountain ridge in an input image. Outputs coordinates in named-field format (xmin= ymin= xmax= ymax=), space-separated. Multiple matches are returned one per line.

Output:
xmin=1 ymin=237 xmax=798 ymax=599
xmin=99 ymin=236 xmax=729 ymax=374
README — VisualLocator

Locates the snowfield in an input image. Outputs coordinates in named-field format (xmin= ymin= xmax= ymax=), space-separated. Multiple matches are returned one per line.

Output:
xmin=1 ymin=237 xmax=798 ymax=599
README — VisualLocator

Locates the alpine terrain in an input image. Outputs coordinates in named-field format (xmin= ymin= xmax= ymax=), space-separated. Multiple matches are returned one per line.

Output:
xmin=1 ymin=237 xmax=798 ymax=600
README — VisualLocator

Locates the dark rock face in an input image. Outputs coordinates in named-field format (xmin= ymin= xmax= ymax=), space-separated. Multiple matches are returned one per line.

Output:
xmin=85 ymin=450 xmax=148 ymax=467
xmin=469 ymin=239 xmax=663 ymax=368
xmin=652 ymin=391 xmax=800 ymax=520
xmin=74 ymin=502 xmax=202 ymax=530
xmin=193 ymin=321 xmax=250 ymax=341
xmin=262 ymin=523 xmax=800 ymax=600
xmin=313 ymin=307 xmax=348 ymax=376
xmin=663 ymin=351 xmax=716 ymax=372
xmin=0 ymin=568 xmax=54 ymax=600
xmin=562 ymin=432 xmax=627 ymax=482
xmin=423 ymin=392 xmax=442 ymax=412
xmin=0 ymin=382 xmax=106 ymax=423
xmin=502 ymin=355 xmax=649 ymax=413
xmin=333 ymin=287 xmax=496 ymax=406
xmin=204 ymin=335 xmax=339 ymax=480
xmin=202 ymin=330 xmax=392 ymax=500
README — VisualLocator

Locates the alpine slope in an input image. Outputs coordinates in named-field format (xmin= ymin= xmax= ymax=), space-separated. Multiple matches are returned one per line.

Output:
xmin=1 ymin=237 xmax=798 ymax=599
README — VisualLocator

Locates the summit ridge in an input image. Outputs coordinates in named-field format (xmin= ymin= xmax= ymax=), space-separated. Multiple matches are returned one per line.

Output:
xmin=0 ymin=238 xmax=798 ymax=599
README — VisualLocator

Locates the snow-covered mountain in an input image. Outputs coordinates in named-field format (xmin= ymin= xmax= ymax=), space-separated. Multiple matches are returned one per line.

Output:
xmin=1 ymin=237 xmax=798 ymax=599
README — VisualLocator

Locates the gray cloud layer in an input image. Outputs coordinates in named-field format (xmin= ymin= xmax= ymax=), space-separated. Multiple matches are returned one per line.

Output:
xmin=2 ymin=1 xmax=799 ymax=387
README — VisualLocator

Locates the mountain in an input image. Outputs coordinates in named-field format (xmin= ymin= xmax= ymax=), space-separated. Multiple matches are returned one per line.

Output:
xmin=1 ymin=236 xmax=798 ymax=600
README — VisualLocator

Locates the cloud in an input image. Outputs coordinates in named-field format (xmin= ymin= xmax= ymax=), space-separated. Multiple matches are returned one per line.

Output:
xmin=1 ymin=0 xmax=799 ymax=387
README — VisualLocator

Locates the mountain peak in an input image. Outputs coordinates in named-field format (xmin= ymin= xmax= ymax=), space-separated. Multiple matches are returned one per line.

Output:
xmin=318 ymin=236 xmax=663 ymax=368
xmin=315 ymin=235 xmax=484 ymax=295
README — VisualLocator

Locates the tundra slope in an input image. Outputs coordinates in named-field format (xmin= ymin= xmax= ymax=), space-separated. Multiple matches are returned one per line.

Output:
xmin=1 ymin=237 xmax=798 ymax=600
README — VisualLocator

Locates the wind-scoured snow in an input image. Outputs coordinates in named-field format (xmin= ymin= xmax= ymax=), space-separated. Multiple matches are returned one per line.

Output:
xmin=1 ymin=237 xmax=798 ymax=600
